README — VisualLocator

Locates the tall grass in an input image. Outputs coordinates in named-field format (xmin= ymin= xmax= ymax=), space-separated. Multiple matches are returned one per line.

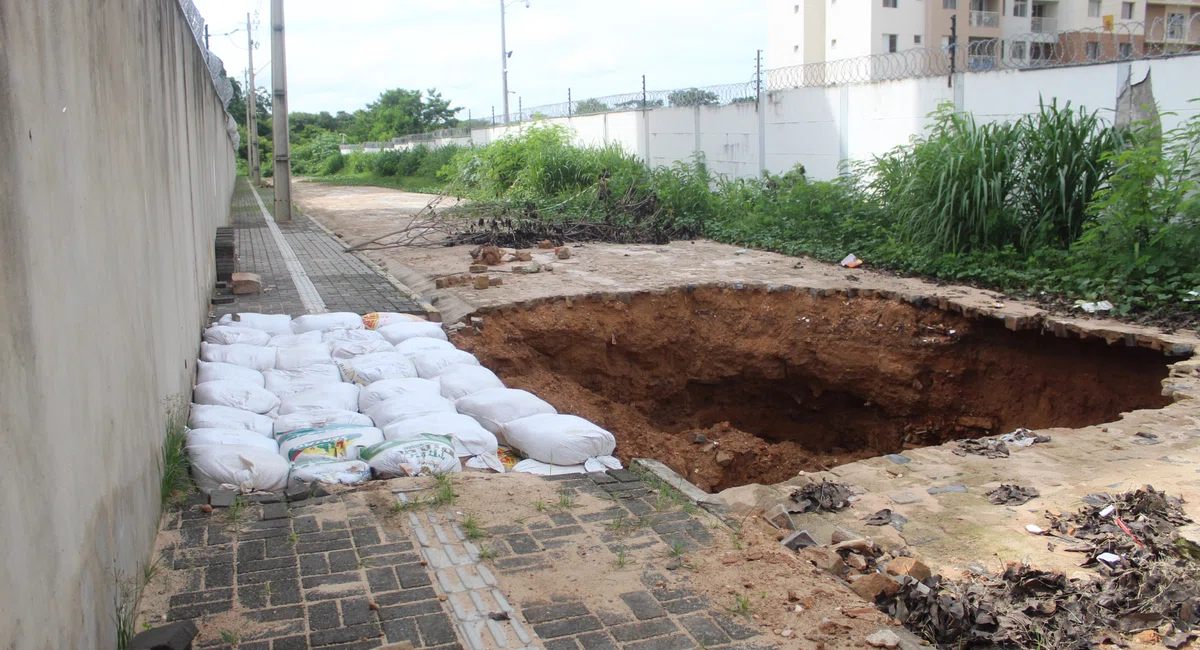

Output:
xmin=159 ymin=396 xmax=191 ymax=508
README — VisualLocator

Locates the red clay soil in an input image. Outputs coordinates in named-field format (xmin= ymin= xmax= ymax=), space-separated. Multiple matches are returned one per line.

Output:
xmin=455 ymin=288 xmax=1172 ymax=492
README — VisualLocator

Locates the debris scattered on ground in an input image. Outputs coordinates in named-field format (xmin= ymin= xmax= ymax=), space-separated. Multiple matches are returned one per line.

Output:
xmin=840 ymin=253 xmax=863 ymax=268
xmin=986 ymin=484 xmax=1040 ymax=505
xmin=790 ymin=479 xmax=854 ymax=513
xmin=1075 ymin=299 xmax=1115 ymax=313
xmin=954 ymin=429 xmax=1050 ymax=459
xmin=878 ymin=487 xmax=1200 ymax=649
xmin=863 ymin=508 xmax=909 ymax=531
xmin=470 ymin=244 xmax=504 ymax=266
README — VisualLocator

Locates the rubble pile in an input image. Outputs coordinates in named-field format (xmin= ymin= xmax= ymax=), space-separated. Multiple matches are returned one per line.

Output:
xmin=789 ymin=479 xmax=854 ymax=513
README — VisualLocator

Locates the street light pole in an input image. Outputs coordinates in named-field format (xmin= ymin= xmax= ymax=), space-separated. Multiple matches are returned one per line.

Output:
xmin=500 ymin=0 xmax=510 ymax=125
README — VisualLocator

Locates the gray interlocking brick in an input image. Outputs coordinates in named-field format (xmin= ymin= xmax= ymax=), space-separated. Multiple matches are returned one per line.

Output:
xmin=619 ymin=592 xmax=667 ymax=620
xmin=533 ymin=615 xmax=604 ymax=639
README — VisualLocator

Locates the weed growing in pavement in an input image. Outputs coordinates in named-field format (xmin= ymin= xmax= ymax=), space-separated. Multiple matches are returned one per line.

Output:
xmin=512 ymin=515 xmax=527 ymax=526
xmin=731 ymin=532 xmax=744 ymax=550
xmin=224 ymin=496 xmax=247 ymax=530
xmin=264 ymin=582 xmax=273 ymax=598
xmin=356 ymin=554 xmax=371 ymax=569
xmin=434 ymin=475 xmax=457 ymax=506
xmin=141 ymin=554 xmax=163 ymax=586
xmin=220 ymin=630 xmax=241 ymax=646
xmin=112 ymin=569 xmax=139 ymax=650
xmin=555 ymin=490 xmax=578 ymax=510
xmin=667 ymin=540 xmax=687 ymax=558
xmin=477 ymin=544 xmax=496 ymax=561
xmin=732 ymin=594 xmax=752 ymax=617
xmin=615 ymin=547 xmax=630 ymax=568
xmin=533 ymin=500 xmax=547 ymax=512
xmin=607 ymin=516 xmax=628 ymax=532
xmin=287 ymin=531 xmax=298 ymax=545
xmin=159 ymin=396 xmax=193 ymax=509
xmin=461 ymin=515 xmax=488 ymax=540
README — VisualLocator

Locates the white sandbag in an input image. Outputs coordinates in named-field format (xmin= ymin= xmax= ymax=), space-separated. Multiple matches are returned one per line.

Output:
xmin=455 ymin=388 xmax=557 ymax=435
xmin=273 ymin=409 xmax=373 ymax=437
xmin=511 ymin=456 xmax=623 ymax=476
xmin=335 ymin=352 xmax=417 ymax=386
xmin=502 ymin=413 xmax=616 ymax=465
xmin=393 ymin=337 xmax=456 ymax=358
xmin=186 ymin=428 xmax=280 ymax=454
xmin=359 ymin=378 xmax=443 ymax=413
xmin=196 ymin=360 xmax=265 ymax=387
xmin=378 ymin=321 xmax=448 ymax=345
xmin=363 ymin=312 xmax=426 ymax=330
xmin=412 ymin=349 xmax=480 ymax=379
xmin=329 ymin=338 xmax=396 ymax=360
xmin=289 ymin=458 xmax=372 ymax=486
xmin=189 ymin=444 xmax=290 ymax=493
xmin=267 ymin=330 xmax=323 ymax=348
xmin=274 ymin=344 xmax=333 ymax=370
xmin=199 ymin=342 xmax=276 ymax=371
xmin=263 ymin=364 xmax=342 ymax=398
xmin=202 ymin=325 xmax=271 ymax=347
xmin=382 ymin=413 xmax=498 ymax=458
xmin=323 ymin=328 xmax=385 ymax=343
xmin=365 ymin=394 xmax=457 ymax=428
xmin=193 ymin=380 xmax=281 ymax=415
xmin=217 ymin=313 xmax=293 ymax=336
xmin=279 ymin=383 xmax=361 ymax=415
xmin=188 ymin=404 xmax=274 ymax=438
xmin=277 ymin=424 xmax=384 ymax=462
xmin=437 ymin=365 xmax=505 ymax=401
xmin=359 ymin=436 xmax=462 ymax=478
xmin=292 ymin=312 xmax=365 ymax=334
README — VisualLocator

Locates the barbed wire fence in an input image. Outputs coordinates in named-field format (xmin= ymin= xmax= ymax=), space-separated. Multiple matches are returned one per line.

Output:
xmin=459 ymin=16 xmax=1199 ymax=129
xmin=177 ymin=0 xmax=240 ymax=146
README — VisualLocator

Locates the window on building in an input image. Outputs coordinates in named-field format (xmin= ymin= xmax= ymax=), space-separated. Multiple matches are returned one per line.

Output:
xmin=1086 ymin=41 xmax=1100 ymax=59
xmin=1119 ymin=42 xmax=1133 ymax=58
xmin=883 ymin=0 xmax=898 ymax=7
xmin=794 ymin=4 xmax=800 ymax=12
xmin=1120 ymin=2 xmax=1133 ymax=19
xmin=1031 ymin=42 xmax=1055 ymax=60
xmin=943 ymin=0 xmax=957 ymax=8
xmin=914 ymin=34 xmax=923 ymax=44
xmin=1013 ymin=0 xmax=1027 ymax=17
xmin=1167 ymin=12 xmax=1186 ymax=39
xmin=1011 ymin=41 xmax=1027 ymax=59
xmin=883 ymin=33 xmax=898 ymax=52
xmin=1088 ymin=0 xmax=1101 ymax=18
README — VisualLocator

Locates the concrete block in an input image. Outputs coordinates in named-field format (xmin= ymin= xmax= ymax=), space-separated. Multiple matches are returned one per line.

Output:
xmin=231 ymin=272 xmax=262 ymax=295
xmin=473 ymin=276 xmax=490 ymax=290
xmin=209 ymin=489 xmax=237 ymax=507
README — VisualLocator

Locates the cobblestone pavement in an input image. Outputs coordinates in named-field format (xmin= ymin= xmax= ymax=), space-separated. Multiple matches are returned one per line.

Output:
xmin=145 ymin=471 xmax=774 ymax=650
xmin=214 ymin=179 xmax=422 ymax=320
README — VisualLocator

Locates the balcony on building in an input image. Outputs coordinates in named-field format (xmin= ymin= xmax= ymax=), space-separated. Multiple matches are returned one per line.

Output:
xmin=969 ymin=0 xmax=1002 ymax=28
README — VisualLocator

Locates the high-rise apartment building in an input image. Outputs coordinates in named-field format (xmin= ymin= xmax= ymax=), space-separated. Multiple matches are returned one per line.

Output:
xmin=767 ymin=0 xmax=1199 ymax=72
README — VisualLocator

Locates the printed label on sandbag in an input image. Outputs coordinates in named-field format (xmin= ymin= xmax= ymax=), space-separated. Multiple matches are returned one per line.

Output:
xmin=335 ymin=353 xmax=417 ymax=386
xmin=276 ymin=424 xmax=384 ymax=462
xmin=363 ymin=312 xmax=426 ymax=330
xmin=359 ymin=435 xmax=461 ymax=477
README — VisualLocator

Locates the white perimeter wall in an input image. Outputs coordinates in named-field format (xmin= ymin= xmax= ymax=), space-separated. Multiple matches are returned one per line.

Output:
xmin=404 ymin=55 xmax=1200 ymax=182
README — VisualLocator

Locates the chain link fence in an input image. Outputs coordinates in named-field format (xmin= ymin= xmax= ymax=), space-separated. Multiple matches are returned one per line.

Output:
xmin=177 ymin=0 xmax=239 ymax=146
xmin=471 ymin=17 xmax=1198 ymax=125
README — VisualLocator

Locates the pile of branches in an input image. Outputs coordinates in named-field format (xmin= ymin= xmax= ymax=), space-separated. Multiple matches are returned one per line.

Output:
xmin=880 ymin=487 xmax=1200 ymax=649
xmin=347 ymin=181 xmax=700 ymax=253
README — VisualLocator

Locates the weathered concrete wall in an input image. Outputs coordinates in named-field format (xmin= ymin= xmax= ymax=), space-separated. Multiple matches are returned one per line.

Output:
xmin=0 ymin=0 xmax=235 ymax=647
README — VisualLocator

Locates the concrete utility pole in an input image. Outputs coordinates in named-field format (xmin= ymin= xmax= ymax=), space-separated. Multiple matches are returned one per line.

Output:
xmin=271 ymin=0 xmax=292 ymax=222
xmin=246 ymin=12 xmax=261 ymax=185
xmin=500 ymin=0 xmax=510 ymax=125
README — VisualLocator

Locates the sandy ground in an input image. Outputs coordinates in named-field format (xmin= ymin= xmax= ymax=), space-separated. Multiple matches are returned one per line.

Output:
xmin=292 ymin=180 xmax=1200 ymax=629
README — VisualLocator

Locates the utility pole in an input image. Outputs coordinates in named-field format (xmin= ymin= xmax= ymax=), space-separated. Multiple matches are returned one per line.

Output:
xmin=500 ymin=0 xmax=510 ymax=124
xmin=949 ymin=14 xmax=958 ymax=87
xmin=757 ymin=49 xmax=766 ymax=175
xmin=246 ymin=12 xmax=261 ymax=185
xmin=205 ymin=24 xmax=210 ymax=48
xmin=271 ymin=0 xmax=292 ymax=222
xmin=568 ymin=88 xmax=572 ymax=117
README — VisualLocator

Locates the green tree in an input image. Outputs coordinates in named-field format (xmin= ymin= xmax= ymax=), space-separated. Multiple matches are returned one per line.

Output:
xmin=574 ymin=98 xmax=610 ymax=115
xmin=667 ymin=88 xmax=719 ymax=107
xmin=343 ymin=88 xmax=461 ymax=143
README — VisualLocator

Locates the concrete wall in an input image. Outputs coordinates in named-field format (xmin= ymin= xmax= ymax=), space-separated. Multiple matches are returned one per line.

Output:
xmin=0 ymin=1 xmax=236 ymax=647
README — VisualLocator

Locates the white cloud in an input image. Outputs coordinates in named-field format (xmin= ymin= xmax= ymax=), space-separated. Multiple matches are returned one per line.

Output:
xmin=192 ymin=0 xmax=766 ymax=118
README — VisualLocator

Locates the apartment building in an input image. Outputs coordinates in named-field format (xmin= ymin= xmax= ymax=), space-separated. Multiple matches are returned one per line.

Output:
xmin=767 ymin=0 xmax=1199 ymax=72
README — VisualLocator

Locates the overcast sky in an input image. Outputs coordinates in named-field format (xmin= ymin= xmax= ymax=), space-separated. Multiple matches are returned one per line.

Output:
xmin=193 ymin=0 xmax=766 ymax=118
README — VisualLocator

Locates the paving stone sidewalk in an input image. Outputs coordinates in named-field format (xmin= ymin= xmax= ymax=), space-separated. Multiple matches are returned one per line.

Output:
xmin=147 ymin=471 xmax=769 ymax=650
xmin=214 ymin=179 xmax=422 ymax=319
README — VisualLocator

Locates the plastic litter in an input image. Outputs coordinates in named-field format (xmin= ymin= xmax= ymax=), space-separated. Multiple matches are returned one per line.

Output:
xmin=188 ymin=404 xmax=274 ymax=438
xmin=203 ymin=325 xmax=271 ymax=346
xmin=393 ymin=337 xmax=456 ymax=358
xmin=1075 ymin=300 xmax=1115 ymax=314
xmin=363 ymin=312 xmax=426 ymax=330
xmin=501 ymin=413 xmax=616 ymax=465
xmin=289 ymin=458 xmax=372 ymax=486
xmin=365 ymin=394 xmax=457 ymax=428
xmin=192 ymin=380 xmax=281 ymax=415
xmin=840 ymin=253 xmax=863 ymax=268
xmin=456 ymin=388 xmax=557 ymax=435
xmin=266 ymin=330 xmax=323 ymax=348
xmin=277 ymin=424 xmax=385 ymax=462
xmin=359 ymin=378 xmax=443 ymax=413
xmin=437 ymin=365 xmax=505 ymax=401
xmin=279 ymin=383 xmax=361 ymax=415
xmin=186 ymin=428 xmax=280 ymax=454
xmin=291 ymin=312 xmax=365 ymax=334
xmin=1097 ymin=552 xmax=1122 ymax=566
xmin=335 ymin=352 xmax=417 ymax=386
xmin=377 ymin=321 xmax=448 ymax=345
xmin=262 ymin=364 xmax=342 ymax=398
xmin=199 ymin=342 xmax=276 ymax=371
xmin=217 ymin=313 xmax=292 ymax=336
xmin=273 ymin=408 xmax=373 ymax=437
xmin=411 ymin=349 xmax=481 ymax=379
xmin=359 ymin=435 xmax=462 ymax=477
xmin=196 ymin=360 xmax=265 ymax=387
xmin=274 ymin=344 xmax=333 ymax=370
xmin=189 ymin=444 xmax=290 ymax=493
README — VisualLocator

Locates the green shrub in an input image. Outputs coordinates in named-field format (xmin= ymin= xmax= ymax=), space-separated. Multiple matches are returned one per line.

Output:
xmin=321 ymin=151 xmax=345 ymax=175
